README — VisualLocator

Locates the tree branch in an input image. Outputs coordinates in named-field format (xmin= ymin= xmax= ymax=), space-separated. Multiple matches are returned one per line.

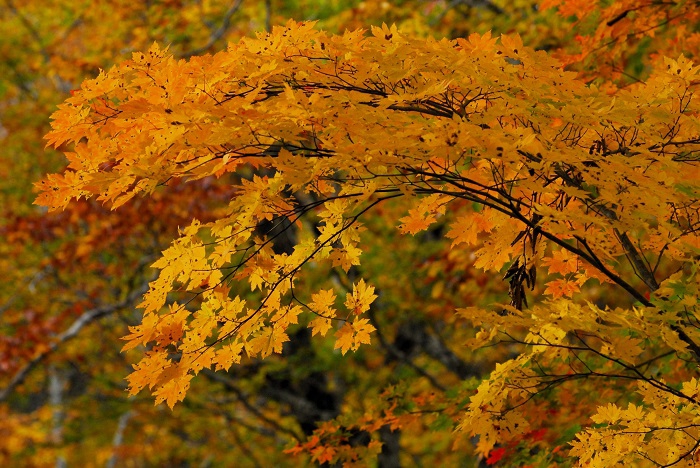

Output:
xmin=202 ymin=369 xmax=303 ymax=441
xmin=0 ymin=284 xmax=149 ymax=402
xmin=180 ymin=0 xmax=244 ymax=58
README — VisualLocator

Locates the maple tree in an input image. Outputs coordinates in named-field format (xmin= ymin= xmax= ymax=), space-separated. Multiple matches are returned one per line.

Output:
xmin=3 ymin=0 xmax=700 ymax=466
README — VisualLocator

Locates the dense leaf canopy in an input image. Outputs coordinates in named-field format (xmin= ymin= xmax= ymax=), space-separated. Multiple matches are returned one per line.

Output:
xmin=2 ymin=0 xmax=700 ymax=466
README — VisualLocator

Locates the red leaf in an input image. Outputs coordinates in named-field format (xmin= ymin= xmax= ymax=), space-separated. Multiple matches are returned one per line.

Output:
xmin=486 ymin=447 xmax=507 ymax=465
xmin=525 ymin=428 xmax=547 ymax=442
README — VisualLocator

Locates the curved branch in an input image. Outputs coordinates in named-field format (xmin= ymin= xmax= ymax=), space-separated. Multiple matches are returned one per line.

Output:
xmin=0 ymin=283 xmax=149 ymax=402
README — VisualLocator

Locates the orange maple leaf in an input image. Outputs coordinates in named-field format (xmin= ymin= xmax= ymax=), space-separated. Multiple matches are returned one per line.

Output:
xmin=398 ymin=209 xmax=434 ymax=235
xmin=398 ymin=194 xmax=450 ymax=235
xmin=542 ymin=249 xmax=579 ymax=276
xmin=310 ymin=445 xmax=336 ymax=464
xmin=543 ymin=279 xmax=580 ymax=298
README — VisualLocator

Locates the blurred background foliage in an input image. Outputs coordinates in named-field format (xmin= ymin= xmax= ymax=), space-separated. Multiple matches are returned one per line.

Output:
xmin=0 ymin=0 xmax=696 ymax=465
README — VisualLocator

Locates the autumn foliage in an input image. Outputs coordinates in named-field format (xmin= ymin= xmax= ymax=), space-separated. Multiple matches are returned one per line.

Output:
xmin=2 ymin=0 xmax=700 ymax=466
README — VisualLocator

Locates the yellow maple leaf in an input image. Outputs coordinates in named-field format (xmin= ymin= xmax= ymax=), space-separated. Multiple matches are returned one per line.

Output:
xmin=214 ymin=341 xmax=245 ymax=371
xmin=334 ymin=323 xmax=355 ymax=355
xmin=311 ymin=289 xmax=337 ymax=315
xmin=461 ymin=30 xmax=497 ymax=52
xmin=153 ymin=373 xmax=194 ymax=410
xmin=309 ymin=317 xmax=334 ymax=337
xmin=248 ymin=326 xmax=289 ymax=358
xmin=473 ymin=235 xmax=515 ymax=271
xmin=445 ymin=212 xmax=492 ymax=247
xmin=591 ymin=403 xmax=622 ymax=424
xmin=352 ymin=318 xmax=375 ymax=347
xmin=682 ymin=378 xmax=700 ymax=399
xmin=603 ymin=335 xmax=643 ymax=365
xmin=344 ymin=279 xmax=378 ymax=315
xmin=334 ymin=318 xmax=376 ymax=355
xmin=125 ymin=350 xmax=170 ymax=395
